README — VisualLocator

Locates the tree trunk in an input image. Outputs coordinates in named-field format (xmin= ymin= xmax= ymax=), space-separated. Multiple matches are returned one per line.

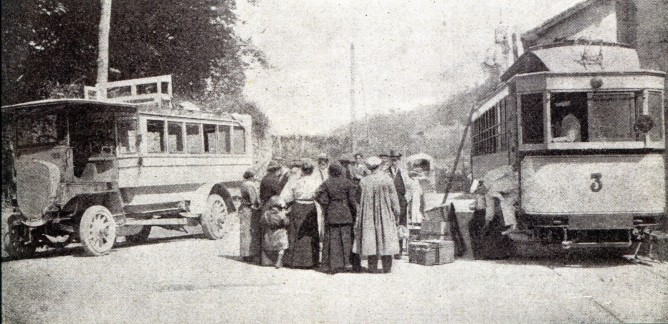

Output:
xmin=96 ymin=0 xmax=112 ymax=98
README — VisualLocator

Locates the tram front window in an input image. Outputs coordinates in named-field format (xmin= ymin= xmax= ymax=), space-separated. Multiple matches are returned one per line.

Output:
xmin=550 ymin=91 xmax=645 ymax=143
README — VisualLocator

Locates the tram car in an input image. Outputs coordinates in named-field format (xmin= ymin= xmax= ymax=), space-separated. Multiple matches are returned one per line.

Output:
xmin=2 ymin=75 xmax=253 ymax=256
xmin=470 ymin=41 xmax=665 ymax=248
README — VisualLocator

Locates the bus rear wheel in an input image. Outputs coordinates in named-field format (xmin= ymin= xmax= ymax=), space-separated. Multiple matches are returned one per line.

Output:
xmin=200 ymin=194 xmax=228 ymax=240
xmin=79 ymin=205 xmax=117 ymax=256
xmin=126 ymin=226 xmax=151 ymax=243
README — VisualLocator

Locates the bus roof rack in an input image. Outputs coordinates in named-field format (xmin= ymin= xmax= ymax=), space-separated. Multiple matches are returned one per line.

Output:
xmin=84 ymin=75 xmax=173 ymax=109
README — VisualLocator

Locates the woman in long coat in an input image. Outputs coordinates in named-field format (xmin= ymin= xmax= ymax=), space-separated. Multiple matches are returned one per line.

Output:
xmin=315 ymin=162 xmax=357 ymax=273
xmin=352 ymin=156 xmax=401 ymax=273
xmin=239 ymin=170 xmax=262 ymax=263
xmin=280 ymin=160 xmax=321 ymax=268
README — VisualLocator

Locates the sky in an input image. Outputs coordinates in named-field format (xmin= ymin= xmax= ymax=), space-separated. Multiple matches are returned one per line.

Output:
xmin=235 ymin=0 xmax=583 ymax=135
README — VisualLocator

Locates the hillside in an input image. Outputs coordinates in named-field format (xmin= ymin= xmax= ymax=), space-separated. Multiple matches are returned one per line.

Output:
xmin=332 ymin=76 xmax=500 ymax=160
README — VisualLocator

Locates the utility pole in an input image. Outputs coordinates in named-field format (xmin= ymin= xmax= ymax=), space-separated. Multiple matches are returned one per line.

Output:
xmin=97 ymin=0 xmax=112 ymax=98
xmin=350 ymin=43 xmax=356 ymax=153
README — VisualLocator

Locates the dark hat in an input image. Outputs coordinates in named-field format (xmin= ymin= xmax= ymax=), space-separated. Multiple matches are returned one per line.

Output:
xmin=380 ymin=149 xmax=402 ymax=158
xmin=266 ymin=161 xmax=281 ymax=171
xmin=243 ymin=169 xmax=255 ymax=179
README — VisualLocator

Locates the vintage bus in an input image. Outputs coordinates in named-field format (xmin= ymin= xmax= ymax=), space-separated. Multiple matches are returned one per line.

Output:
xmin=2 ymin=75 xmax=253 ymax=256
xmin=470 ymin=41 xmax=665 ymax=249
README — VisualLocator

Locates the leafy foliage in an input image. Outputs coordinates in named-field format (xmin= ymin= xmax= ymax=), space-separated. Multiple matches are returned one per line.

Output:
xmin=2 ymin=0 xmax=267 ymax=106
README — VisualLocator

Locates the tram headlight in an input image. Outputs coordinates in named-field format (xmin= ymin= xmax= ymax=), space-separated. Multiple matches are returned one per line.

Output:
xmin=590 ymin=78 xmax=603 ymax=89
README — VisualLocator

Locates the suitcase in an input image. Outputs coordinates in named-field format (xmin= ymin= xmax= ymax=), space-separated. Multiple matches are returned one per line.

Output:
xmin=420 ymin=234 xmax=448 ymax=241
xmin=408 ymin=242 xmax=436 ymax=266
xmin=423 ymin=239 xmax=455 ymax=264
xmin=420 ymin=219 xmax=450 ymax=236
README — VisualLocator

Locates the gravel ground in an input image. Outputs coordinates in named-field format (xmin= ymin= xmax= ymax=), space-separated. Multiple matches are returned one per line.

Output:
xmin=2 ymin=207 xmax=667 ymax=323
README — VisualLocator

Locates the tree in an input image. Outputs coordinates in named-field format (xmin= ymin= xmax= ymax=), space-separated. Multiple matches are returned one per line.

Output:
xmin=1 ymin=0 xmax=266 ymax=105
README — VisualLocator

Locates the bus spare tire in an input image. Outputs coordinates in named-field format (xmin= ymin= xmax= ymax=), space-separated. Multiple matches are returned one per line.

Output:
xmin=126 ymin=226 xmax=151 ymax=243
xmin=79 ymin=205 xmax=117 ymax=256
xmin=200 ymin=194 xmax=227 ymax=240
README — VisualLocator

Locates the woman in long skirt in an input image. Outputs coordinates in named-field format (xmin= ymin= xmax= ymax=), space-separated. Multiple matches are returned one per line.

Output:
xmin=280 ymin=160 xmax=321 ymax=268
xmin=239 ymin=170 xmax=262 ymax=263
xmin=315 ymin=162 xmax=357 ymax=273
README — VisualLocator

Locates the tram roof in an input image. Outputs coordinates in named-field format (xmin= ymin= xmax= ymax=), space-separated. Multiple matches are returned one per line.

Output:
xmin=500 ymin=42 xmax=641 ymax=82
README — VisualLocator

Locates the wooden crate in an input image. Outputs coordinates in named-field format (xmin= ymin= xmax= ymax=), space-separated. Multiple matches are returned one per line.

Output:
xmin=408 ymin=242 xmax=436 ymax=266
xmin=423 ymin=240 xmax=455 ymax=264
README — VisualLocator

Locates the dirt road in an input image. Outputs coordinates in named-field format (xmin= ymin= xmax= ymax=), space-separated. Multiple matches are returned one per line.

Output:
xmin=2 ymin=212 xmax=667 ymax=323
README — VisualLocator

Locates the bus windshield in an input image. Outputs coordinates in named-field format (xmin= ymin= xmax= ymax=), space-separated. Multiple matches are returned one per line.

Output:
xmin=16 ymin=113 xmax=67 ymax=147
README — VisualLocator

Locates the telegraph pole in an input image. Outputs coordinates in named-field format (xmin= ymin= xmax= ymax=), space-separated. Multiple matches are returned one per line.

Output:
xmin=350 ymin=43 xmax=356 ymax=153
xmin=97 ymin=0 xmax=112 ymax=98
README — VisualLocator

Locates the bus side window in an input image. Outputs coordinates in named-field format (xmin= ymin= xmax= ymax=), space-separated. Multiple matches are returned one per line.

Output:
xmin=146 ymin=120 xmax=165 ymax=153
xmin=203 ymin=124 xmax=218 ymax=153
xmin=232 ymin=126 xmax=246 ymax=154
xmin=117 ymin=118 xmax=138 ymax=154
xmin=167 ymin=122 xmax=184 ymax=153
xmin=218 ymin=125 xmax=231 ymax=153
xmin=521 ymin=93 xmax=544 ymax=144
xmin=186 ymin=123 xmax=203 ymax=154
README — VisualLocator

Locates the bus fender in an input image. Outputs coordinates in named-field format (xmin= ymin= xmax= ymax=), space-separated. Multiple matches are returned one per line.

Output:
xmin=189 ymin=182 xmax=236 ymax=215
xmin=61 ymin=191 xmax=125 ymax=225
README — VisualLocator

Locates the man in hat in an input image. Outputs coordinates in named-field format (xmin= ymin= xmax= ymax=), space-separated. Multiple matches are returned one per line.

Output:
xmin=337 ymin=153 xmax=356 ymax=180
xmin=315 ymin=153 xmax=330 ymax=184
xmin=352 ymin=156 xmax=401 ymax=273
xmin=350 ymin=152 xmax=370 ymax=182
xmin=384 ymin=149 xmax=409 ymax=258
xmin=260 ymin=160 xmax=290 ymax=204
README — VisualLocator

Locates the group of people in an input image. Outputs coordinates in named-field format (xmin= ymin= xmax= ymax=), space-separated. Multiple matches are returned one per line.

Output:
xmin=237 ymin=150 xmax=424 ymax=274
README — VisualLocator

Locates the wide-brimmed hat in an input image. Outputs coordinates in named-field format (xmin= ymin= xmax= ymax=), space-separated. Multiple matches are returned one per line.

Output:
xmin=365 ymin=156 xmax=382 ymax=169
xmin=316 ymin=153 xmax=329 ymax=161
xmin=379 ymin=149 xmax=402 ymax=158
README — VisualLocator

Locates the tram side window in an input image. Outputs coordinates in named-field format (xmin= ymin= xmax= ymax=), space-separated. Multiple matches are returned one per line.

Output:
xmin=218 ymin=125 xmax=231 ymax=153
xmin=521 ymin=93 xmax=544 ymax=144
xmin=648 ymin=91 xmax=664 ymax=142
xmin=471 ymin=107 xmax=499 ymax=156
xmin=117 ymin=118 xmax=137 ymax=154
xmin=186 ymin=123 xmax=203 ymax=154
xmin=203 ymin=124 xmax=218 ymax=153
xmin=232 ymin=126 xmax=246 ymax=154
xmin=167 ymin=122 xmax=184 ymax=153
xmin=146 ymin=120 xmax=165 ymax=153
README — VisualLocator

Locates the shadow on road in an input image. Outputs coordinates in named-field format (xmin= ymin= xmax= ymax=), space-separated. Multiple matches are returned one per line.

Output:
xmin=1 ymin=233 xmax=207 ymax=263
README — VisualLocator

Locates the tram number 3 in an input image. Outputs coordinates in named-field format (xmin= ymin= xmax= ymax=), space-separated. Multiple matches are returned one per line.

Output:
xmin=590 ymin=173 xmax=603 ymax=192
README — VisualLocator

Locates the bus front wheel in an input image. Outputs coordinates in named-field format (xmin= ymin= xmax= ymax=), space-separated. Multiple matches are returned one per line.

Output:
xmin=79 ymin=205 xmax=117 ymax=256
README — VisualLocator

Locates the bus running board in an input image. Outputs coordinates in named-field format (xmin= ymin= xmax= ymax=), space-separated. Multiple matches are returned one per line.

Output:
xmin=561 ymin=240 xmax=632 ymax=249
xmin=124 ymin=218 xmax=199 ymax=226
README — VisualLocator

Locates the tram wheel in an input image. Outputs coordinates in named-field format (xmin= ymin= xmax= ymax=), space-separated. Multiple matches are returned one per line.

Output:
xmin=79 ymin=205 xmax=117 ymax=256
xmin=200 ymin=194 xmax=228 ymax=240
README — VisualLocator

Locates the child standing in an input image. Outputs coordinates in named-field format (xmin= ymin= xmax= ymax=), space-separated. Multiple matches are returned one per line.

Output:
xmin=261 ymin=196 xmax=290 ymax=268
